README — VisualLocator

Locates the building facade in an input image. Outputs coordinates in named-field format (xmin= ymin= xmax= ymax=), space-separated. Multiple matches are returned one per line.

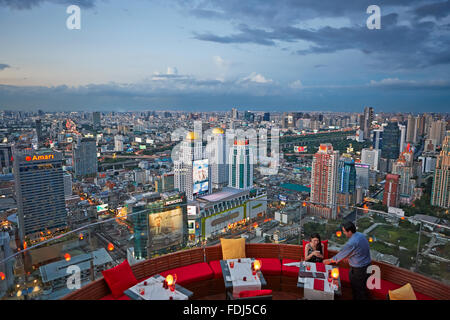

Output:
xmin=431 ymin=132 xmax=450 ymax=208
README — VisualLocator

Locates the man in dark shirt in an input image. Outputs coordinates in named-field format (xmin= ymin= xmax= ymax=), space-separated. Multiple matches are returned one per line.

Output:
xmin=324 ymin=221 xmax=372 ymax=300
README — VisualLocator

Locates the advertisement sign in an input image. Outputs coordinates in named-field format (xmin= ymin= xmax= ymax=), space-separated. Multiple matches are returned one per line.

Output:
xmin=135 ymin=137 xmax=142 ymax=143
xmin=187 ymin=205 xmax=197 ymax=216
xmin=148 ymin=208 xmax=183 ymax=252
xmin=294 ymin=146 xmax=307 ymax=153
xmin=96 ymin=204 xmax=108 ymax=212
xmin=139 ymin=145 xmax=147 ymax=150
xmin=193 ymin=159 xmax=209 ymax=196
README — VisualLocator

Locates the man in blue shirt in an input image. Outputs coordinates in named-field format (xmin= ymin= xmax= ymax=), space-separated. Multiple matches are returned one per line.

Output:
xmin=324 ymin=221 xmax=372 ymax=300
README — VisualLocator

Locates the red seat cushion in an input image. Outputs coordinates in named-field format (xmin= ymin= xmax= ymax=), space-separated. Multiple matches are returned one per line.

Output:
xmin=100 ymin=293 xmax=131 ymax=300
xmin=257 ymin=258 xmax=281 ymax=276
xmin=281 ymin=259 xmax=300 ymax=277
xmin=369 ymin=279 xmax=402 ymax=300
xmin=239 ymin=289 xmax=272 ymax=298
xmin=414 ymin=291 xmax=436 ymax=300
xmin=101 ymin=260 xmax=138 ymax=299
xmin=160 ymin=262 xmax=214 ymax=286
xmin=339 ymin=267 xmax=351 ymax=287
xmin=302 ymin=240 xmax=328 ymax=260
xmin=208 ymin=260 xmax=223 ymax=279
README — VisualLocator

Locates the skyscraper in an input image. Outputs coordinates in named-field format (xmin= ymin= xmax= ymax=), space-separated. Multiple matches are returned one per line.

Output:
xmin=431 ymin=132 xmax=450 ymax=208
xmin=398 ymin=124 xmax=406 ymax=153
xmin=263 ymin=112 xmax=270 ymax=122
xmin=232 ymin=108 xmax=238 ymax=120
xmin=361 ymin=148 xmax=380 ymax=171
xmin=13 ymin=149 xmax=67 ymax=241
xmin=174 ymin=131 xmax=210 ymax=201
xmin=363 ymin=107 xmax=373 ymax=140
xmin=406 ymin=115 xmax=417 ymax=144
xmin=0 ymin=232 xmax=14 ymax=297
xmin=229 ymin=138 xmax=253 ymax=190
xmin=207 ymin=128 xmax=228 ymax=189
xmin=372 ymin=129 xmax=383 ymax=150
xmin=92 ymin=112 xmax=101 ymax=130
xmin=35 ymin=119 xmax=43 ymax=147
xmin=63 ymin=172 xmax=73 ymax=197
xmin=73 ymin=138 xmax=98 ymax=178
xmin=309 ymin=144 xmax=339 ymax=219
xmin=381 ymin=122 xmax=401 ymax=160
xmin=429 ymin=120 xmax=447 ymax=147
xmin=337 ymin=158 xmax=356 ymax=207
xmin=383 ymin=174 xmax=400 ymax=208
xmin=114 ymin=135 xmax=124 ymax=152
xmin=0 ymin=144 xmax=13 ymax=174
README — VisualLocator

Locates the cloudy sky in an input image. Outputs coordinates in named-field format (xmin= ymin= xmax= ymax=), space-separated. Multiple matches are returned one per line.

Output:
xmin=0 ymin=0 xmax=449 ymax=112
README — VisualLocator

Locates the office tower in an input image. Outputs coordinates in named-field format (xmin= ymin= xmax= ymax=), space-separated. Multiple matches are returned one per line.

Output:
xmin=358 ymin=114 xmax=365 ymax=133
xmin=398 ymin=124 xmax=406 ymax=153
xmin=229 ymin=138 xmax=253 ymax=190
xmin=35 ymin=119 xmax=43 ymax=147
xmin=392 ymin=147 xmax=415 ymax=203
xmin=63 ymin=172 xmax=72 ymax=197
xmin=429 ymin=120 xmax=447 ymax=147
xmin=417 ymin=115 xmax=425 ymax=137
xmin=0 ymin=144 xmax=13 ymax=174
xmin=355 ymin=163 xmax=370 ymax=190
xmin=363 ymin=107 xmax=373 ymax=140
xmin=207 ymin=128 xmax=228 ymax=189
xmin=383 ymin=174 xmax=400 ymax=208
xmin=406 ymin=114 xmax=417 ymax=144
xmin=337 ymin=159 xmax=356 ymax=207
xmin=114 ymin=135 xmax=124 ymax=152
xmin=361 ymin=148 xmax=380 ymax=171
xmin=244 ymin=111 xmax=255 ymax=123
xmin=0 ymin=232 xmax=14 ymax=298
xmin=92 ymin=112 xmax=101 ymax=129
xmin=263 ymin=112 xmax=270 ymax=122
xmin=154 ymin=173 xmax=175 ymax=193
xmin=174 ymin=132 xmax=210 ymax=201
xmin=309 ymin=144 xmax=339 ymax=219
xmin=13 ymin=149 xmax=67 ymax=241
xmin=232 ymin=108 xmax=238 ymax=120
xmin=73 ymin=138 xmax=98 ymax=178
xmin=431 ymin=132 xmax=450 ymax=208
xmin=381 ymin=122 xmax=400 ymax=160
xmin=372 ymin=129 xmax=383 ymax=150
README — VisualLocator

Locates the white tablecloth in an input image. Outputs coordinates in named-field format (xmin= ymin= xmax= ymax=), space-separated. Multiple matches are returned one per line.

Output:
xmin=128 ymin=275 xmax=188 ymax=300
xmin=299 ymin=262 xmax=338 ymax=300
xmin=226 ymin=258 xmax=261 ymax=298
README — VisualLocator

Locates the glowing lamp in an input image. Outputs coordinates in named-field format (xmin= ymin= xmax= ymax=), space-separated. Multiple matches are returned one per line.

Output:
xmin=0 ymin=272 xmax=5 ymax=280
xmin=369 ymin=237 xmax=373 ymax=243
xmin=107 ymin=243 xmax=114 ymax=251
xmin=253 ymin=260 xmax=261 ymax=271
xmin=166 ymin=274 xmax=174 ymax=287
xmin=64 ymin=253 xmax=71 ymax=261
xmin=79 ymin=233 xmax=84 ymax=240
xmin=331 ymin=268 xmax=339 ymax=279
xmin=336 ymin=231 xmax=342 ymax=238
xmin=401 ymin=217 xmax=405 ymax=221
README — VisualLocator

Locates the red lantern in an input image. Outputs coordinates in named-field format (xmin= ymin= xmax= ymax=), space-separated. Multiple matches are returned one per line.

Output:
xmin=107 ymin=243 xmax=114 ymax=251
xmin=0 ymin=272 xmax=5 ymax=280
xmin=64 ymin=253 xmax=71 ymax=261
xmin=336 ymin=231 xmax=342 ymax=238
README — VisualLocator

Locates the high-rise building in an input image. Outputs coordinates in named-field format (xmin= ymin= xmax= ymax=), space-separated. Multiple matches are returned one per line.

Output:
xmin=398 ymin=124 xmax=406 ymax=153
xmin=381 ymin=122 xmax=400 ymax=160
xmin=232 ymin=108 xmax=238 ymax=120
xmin=337 ymin=158 xmax=356 ymax=207
xmin=207 ymin=128 xmax=228 ymax=189
xmin=229 ymin=138 xmax=253 ymax=190
xmin=429 ymin=120 xmax=447 ymax=147
xmin=361 ymin=148 xmax=380 ymax=171
xmin=355 ymin=163 xmax=370 ymax=190
xmin=263 ymin=112 xmax=270 ymax=122
xmin=0 ymin=144 xmax=13 ymax=174
xmin=392 ymin=146 xmax=415 ymax=203
xmin=431 ymin=132 xmax=450 ymax=208
xmin=73 ymin=138 xmax=98 ymax=178
xmin=372 ymin=129 xmax=383 ymax=150
xmin=174 ymin=132 xmax=211 ymax=201
xmin=63 ymin=172 xmax=72 ymax=197
xmin=35 ymin=119 xmax=43 ymax=147
xmin=406 ymin=115 xmax=417 ymax=144
xmin=13 ymin=149 xmax=67 ymax=241
xmin=244 ymin=111 xmax=255 ymax=123
xmin=92 ymin=112 xmax=101 ymax=129
xmin=363 ymin=107 xmax=373 ymax=140
xmin=309 ymin=144 xmax=339 ymax=219
xmin=154 ymin=173 xmax=175 ymax=193
xmin=383 ymin=174 xmax=400 ymax=208
xmin=114 ymin=135 xmax=124 ymax=152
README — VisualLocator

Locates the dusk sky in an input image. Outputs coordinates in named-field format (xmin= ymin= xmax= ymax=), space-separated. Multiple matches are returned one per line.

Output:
xmin=0 ymin=0 xmax=449 ymax=112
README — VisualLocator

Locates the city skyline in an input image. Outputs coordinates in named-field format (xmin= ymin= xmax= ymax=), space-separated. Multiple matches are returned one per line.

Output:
xmin=0 ymin=1 xmax=450 ymax=112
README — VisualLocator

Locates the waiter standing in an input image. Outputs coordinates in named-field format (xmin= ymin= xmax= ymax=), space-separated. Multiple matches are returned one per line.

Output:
xmin=323 ymin=221 xmax=372 ymax=300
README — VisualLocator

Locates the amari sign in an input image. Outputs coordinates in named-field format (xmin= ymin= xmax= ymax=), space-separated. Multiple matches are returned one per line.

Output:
xmin=25 ymin=154 xmax=55 ymax=161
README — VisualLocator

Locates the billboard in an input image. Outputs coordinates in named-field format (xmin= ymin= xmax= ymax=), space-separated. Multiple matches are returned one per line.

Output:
xmin=193 ymin=159 xmax=209 ymax=196
xmin=96 ymin=204 xmax=108 ymax=212
xmin=139 ymin=145 xmax=147 ymax=150
xmin=148 ymin=207 xmax=183 ymax=252
xmin=135 ymin=137 xmax=142 ymax=143
xmin=187 ymin=205 xmax=197 ymax=216
xmin=294 ymin=146 xmax=307 ymax=153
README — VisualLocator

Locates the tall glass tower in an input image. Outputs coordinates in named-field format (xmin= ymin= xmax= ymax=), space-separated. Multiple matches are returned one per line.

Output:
xmin=381 ymin=122 xmax=401 ymax=160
